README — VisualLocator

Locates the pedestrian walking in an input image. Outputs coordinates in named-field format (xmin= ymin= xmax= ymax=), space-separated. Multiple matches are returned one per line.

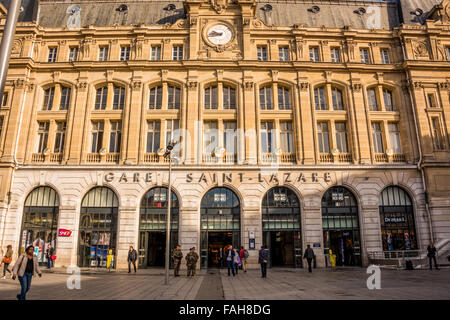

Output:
xmin=427 ymin=242 xmax=439 ymax=270
xmin=239 ymin=246 xmax=248 ymax=272
xmin=45 ymin=244 xmax=54 ymax=269
xmin=303 ymin=244 xmax=315 ymax=273
xmin=106 ymin=249 xmax=114 ymax=271
xmin=1 ymin=245 xmax=13 ymax=279
xmin=127 ymin=246 xmax=137 ymax=273
xmin=218 ymin=247 xmax=223 ymax=269
xmin=225 ymin=245 xmax=235 ymax=276
xmin=12 ymin=245 xmax=42 ymax=300
xmin=172 ymin=245 xmax=183 ymax=277
xmin=258 ymin=246 xmax=269 ymax=278
xmin=185 ymin=247 xmax=199 ymax=277
xmin=329 ymin=249 xmax=336 ymax=272
xmin=233 ymin=249 xmax=241 ymax=275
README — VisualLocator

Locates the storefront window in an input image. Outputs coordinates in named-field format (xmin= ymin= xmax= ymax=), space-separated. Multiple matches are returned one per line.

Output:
xmin=78 ymin=187 xmax=118 ymax=268
xmin=379 ymin=186 xmax=417 ymax=251
xmin=21 ymin=187 xmax=59 ymax=265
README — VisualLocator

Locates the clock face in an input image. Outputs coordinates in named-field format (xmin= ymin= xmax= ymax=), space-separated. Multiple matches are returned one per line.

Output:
xmin=207 ymin=24 xmax=233 ymax=46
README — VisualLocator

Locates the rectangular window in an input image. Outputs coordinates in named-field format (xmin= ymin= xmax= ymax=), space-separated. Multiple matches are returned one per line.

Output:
xmin=432 ymin=118 xmax=444 ymax=150
xmin=317 ymin=122 xmax=330 ymax=153
xmin=36 ymin=122 xmax=50 ymax=153
xmin=146 ymin=121 xmax=161 ymax=153
xmin=427 ymin=93 xmax=437 ymax=108
xmin=257 ymin=46 xmax=268 ymax=61
xmin=113 ymin=86 xmax=125 ymax=110
xmin=60 ymin=87 xmax=71 ymax=110
xmin=54 ymin=122 xmax=66 ymax=153
xmin=381 ymin=49 xmax=390 ymax=64
xmin=279 ymin=46 xmax=289 ymax=61
xmin=388 ymin=123 xmax=402 ymax=154
xmin=280 ymin=121 xmax=294 ymax=153
xmin=1 ymin=92 xmax=8 ymax=107
xmin=91 ymin=122 xmax=104 ymax=153
xmin=309 ymin=47 xmax=320 ymax=62
xmin=149 ymin=86 xmax=162 ymax=109
xmin=372 ymin=122 xmax=385 ymax=153
xmin=98 ymin=46 xmax=109 ymax=61
xmin=203 ymin=121 xmax=218 ymax=154
xmin=109 ymin=121 xmax=122 ymax=153
xmin=260 ymin=121 xmax=274 ymax=153
xmin=314 ymin=87 xmax=326 ymax=110
xmin=168 ymin=85 xmax=181 ymax=109
xmin=223 ymin=86 xmax=236 ymax=109
xmin=68 ymin=47 xmax=79 ymax=62
xmin=204 ymin=86 xmax=218 ymax=110
xmin=151 ymin=46 xmax=161 ymax=61
xmin=259 ymin=87 xmax=273 ymax=110
xmin=172 ymin=46 xmax=183 ymax=61
xmin=278 ymin=87 xmax=291 ymax=110
xmin=165 ymin=119 xmax=180 ymax=147
xmin=48 ymin=47 xmax=57 ymax=62
xmin=383 ymin=89 xmax=395 ymax=111
xmin=331 ymin=88 xmax=344 ymax=110
xmin=330 ymin=47 xmax=341 ymax=63
xmin=0 ymin=117 xmax=3 ymax=139
xmin=95 ymin=87 xmax=108 ymax=110
xmin=120 ymin=46 xmax=130 ymax=61
xmin=335 ymin=122 xmax=349 ymax=153
xmin=367 ymin=88 xmax=378 ymax=111
xmin=223 ymin=121 xmax=237 ymax=155
xmin=360 ymin=48 xmax=370 ymax=63
xmin=43 ymin=87 xmax=55 ymax=110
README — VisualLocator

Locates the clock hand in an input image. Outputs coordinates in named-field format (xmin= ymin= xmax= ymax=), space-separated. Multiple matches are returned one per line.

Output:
xmin=209 ymin=31 xmax=223 ymax=37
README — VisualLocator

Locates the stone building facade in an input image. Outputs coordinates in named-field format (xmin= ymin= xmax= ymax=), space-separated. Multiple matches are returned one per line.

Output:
xmin=0 ymin=0 xmax=449 ymax=269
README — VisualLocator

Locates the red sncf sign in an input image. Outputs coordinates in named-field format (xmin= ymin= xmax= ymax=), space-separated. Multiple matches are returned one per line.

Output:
xmin=58 ymin=229 xmax=72 ymax=237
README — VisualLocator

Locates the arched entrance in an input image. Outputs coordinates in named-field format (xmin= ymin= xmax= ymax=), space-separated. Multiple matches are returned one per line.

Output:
xmin=139 ymin=187 xmax=179 ymax=268
xmin=78 ymin=187 xmax=118 ymax=268
xmin=379 ymin=186 xmax=417 ymax=251
xmin=262 ymin=187 xmax=303 ymax=268
xmin=20 ymin=186 xmax=59 ymax=265
xmin=322 ymin=186 xmax=362 ymax=266
xmin=200 ymin=187 xmax=240 ymax=268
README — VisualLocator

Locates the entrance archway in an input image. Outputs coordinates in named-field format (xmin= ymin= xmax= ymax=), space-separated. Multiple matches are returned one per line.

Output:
xmin=262 ymin=187 xmax=302 ymax=268
xmin=20 ymin=186 xmax=59 ymax=265
xmin=322 ymin=186 xmax=362 ymax=266
xmin=139 ymin=187 xmax=179 ymax=268
xmin=78 ymin=187 xmax=118 ymax=268
xmin=379 ymin=186 xmax=417 ymax=251
xmin=200 ymin=187 xmax=240 ymax=268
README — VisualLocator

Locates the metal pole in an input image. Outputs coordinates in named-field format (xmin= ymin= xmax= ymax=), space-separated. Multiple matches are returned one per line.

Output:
xmin=164 ymin=152 xmax=172 ymax=285
xmin=0 ymin=0 xmax=22 ymax=103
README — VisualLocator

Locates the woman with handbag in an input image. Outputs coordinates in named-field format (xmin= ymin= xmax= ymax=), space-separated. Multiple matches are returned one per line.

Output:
xmin=12 ymin=245 xmax=42 ymax=300
xmin=1 ymin=245 xmax=13 ymax=279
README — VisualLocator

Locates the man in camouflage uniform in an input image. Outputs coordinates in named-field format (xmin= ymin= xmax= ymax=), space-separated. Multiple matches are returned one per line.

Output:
xmin=172 ymin=245 xmax=183 ymax=277
xmin=185 ymin=247 xmax=199 ymax=277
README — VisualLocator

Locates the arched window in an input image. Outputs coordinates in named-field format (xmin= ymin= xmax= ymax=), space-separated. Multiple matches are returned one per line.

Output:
xmin=42 ymin=85 xmax=72 ymax=111
xmin=21 ymin=186 xmax=59 ymax=264
xmin=149 ymin=86 xmax=162 ymax=109
xmin=139 ymin=187 xmax=179 ymax=267
xmin=79 ymin=187 xmax=118 ymax=268
xmin=168 ymin=85 xmax=181 ymax=109
xmin=322 ymin=186 xmax=361 ymax=266
xmin=223 ymin=85 xmax=236 ymax=109
xmin=43 ymin=87 xmax=55 ymax=110
xmin=200 ymin=187 xmax=240 ymax=268
xmin=204 ymin=85 xmax=218 ymax=109
xmin=331 ymin=87 xmax=344 ymax=110
xmin=379 ymin=186 xmax=417 ymax=251
xmin=383 ymin=88 xmax=395 ymax=111
xmin=278 ymin=86 xmax=291 ymax=110
xmin=259 ymin=86 xmax=273 ymax=110
xmin=262 ymin=187 xmax=302 ymax=267
xmin=113 ymin=85 xmax=125 ymax=110
xmin=314 ymin=86 xmax=326 ymax=110
xmin=95 ymin=86 xmax=108 ymax=110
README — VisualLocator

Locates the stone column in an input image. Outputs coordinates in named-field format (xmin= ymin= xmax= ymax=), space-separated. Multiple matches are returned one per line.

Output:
xmin=125 ymin=80 xmax=143 ymax=163
xmin=67 ymin=81 xmax=89 ymax=164
xmin=54 ymin=205 xmax=78 ymax=268
xmin=179 ymin=207 xmax=199 ymax=269
xmin=241 ymin=207 xmax=260 ymax=269
xmin=116 ymin=204 xmax=139 ymax=270
xmin=302 ymin=205 xmax=325 ymax=268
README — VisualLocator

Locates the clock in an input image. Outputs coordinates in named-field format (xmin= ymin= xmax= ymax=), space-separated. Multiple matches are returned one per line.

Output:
xmin=207 ymin=24 xmax=233 ymax=46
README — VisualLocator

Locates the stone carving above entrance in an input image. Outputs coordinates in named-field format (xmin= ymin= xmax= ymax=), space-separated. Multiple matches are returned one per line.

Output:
xmin=210 ymin=0 xmax=232 ymax=14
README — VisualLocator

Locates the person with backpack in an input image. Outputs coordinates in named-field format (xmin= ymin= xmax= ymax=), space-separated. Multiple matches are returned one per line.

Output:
xmin=1 ymin=245 xmax=13 ymax=279
xmin=303 ymin=244 xmax=315 ymax=273
xmin=12 ymin=245 xmax=42 ymax=300
xmin=258 ymin=246 xmax=269 ymax=278
xmin=239 ymin=246 xmax=249 ymax=273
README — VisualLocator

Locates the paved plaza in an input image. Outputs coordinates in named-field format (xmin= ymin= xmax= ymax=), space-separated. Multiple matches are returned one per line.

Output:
xmin=0 ymin=267 xmax=449 ymax=300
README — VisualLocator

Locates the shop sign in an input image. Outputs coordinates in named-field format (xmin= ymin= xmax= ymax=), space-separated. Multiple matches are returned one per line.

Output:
xmin=332 ymin=193 xmax=344 ymax=201
xmin=384 ymin=216 xmax=406 ymax=224
xmin=313 ymin=243 xmax=321 ymax=248
xmin=58 ymin=229 xmax=72 ymax=237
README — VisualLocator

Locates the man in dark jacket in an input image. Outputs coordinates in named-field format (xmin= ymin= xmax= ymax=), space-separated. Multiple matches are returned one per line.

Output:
xmin=172 ymin=245 xmax=183 ymax=277
xmin=45 ymin=244 xmax=54 ymax=269
xmin=225 ymin=245 xmax=235 ymax=276
xmin=303 ymin=245 xmax=315 ymax=273
xmin=127 ymin=246 xmax=138 ymax=273
xmin=258 ymin=246 xmax=269 ymax=278
xmin=427 ymin=242 xmax=439 ymax=270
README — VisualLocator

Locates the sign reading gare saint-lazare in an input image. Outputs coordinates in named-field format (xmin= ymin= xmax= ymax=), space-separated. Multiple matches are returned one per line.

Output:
xmin=103 ymin=172 xmax=333 ymax=184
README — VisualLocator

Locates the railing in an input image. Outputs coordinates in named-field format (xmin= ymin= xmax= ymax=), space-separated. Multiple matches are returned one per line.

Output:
xmin=319 ymin=153 xmax=333 ymax=163
xmin=106 ymin=153 xmax=119 ymax=163
xmin=392 ymin=153 xmax=406 ymax=163
xmin=280 ymin=153 xmax=296 ymax=163
xmin=374 ymin=153 xmax=388 ymax=163
xmin=223 ymin=153 xmax=237 ymax=164
xmin=49 ymin=153 xmax=63 ymax=163
xmin=31 ymin=153 xmax=45 ymax=163
xmin=203 ymin=154 xmax=218 ymax=163
xmin=261 ymin=153 xmax=276 ymax=163
xmin=143 ymin=153 xmax=159 ymax=163
xmin=338 ymin=153 xmax=352 ymax=163
xmin=86 ymin=153 xmax=101 ymax=163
